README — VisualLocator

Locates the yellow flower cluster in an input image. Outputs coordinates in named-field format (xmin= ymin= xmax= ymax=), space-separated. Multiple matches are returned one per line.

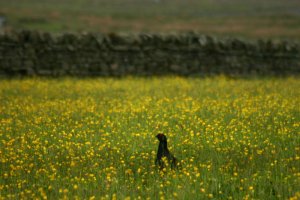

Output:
xmin=0 ymin=77 xmax=299 ymax=199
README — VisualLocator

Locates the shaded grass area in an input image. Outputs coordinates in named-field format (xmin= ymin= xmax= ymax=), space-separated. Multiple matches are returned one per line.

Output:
xmin=0 ymin=0 xmax=300 ymax=40
xmin=0 ymin=77 xmax=299 ymax=199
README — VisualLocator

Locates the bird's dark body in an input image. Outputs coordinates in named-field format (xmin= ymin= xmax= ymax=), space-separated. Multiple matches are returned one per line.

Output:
xmin=155 ymin=133 xmax=178 ymax=169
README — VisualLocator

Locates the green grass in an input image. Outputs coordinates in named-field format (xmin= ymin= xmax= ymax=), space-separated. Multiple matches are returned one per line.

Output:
xmin=0 ymin=0 xmax=300 ymax=40
xmin=0 ymin=77 xmax=299 ymax=199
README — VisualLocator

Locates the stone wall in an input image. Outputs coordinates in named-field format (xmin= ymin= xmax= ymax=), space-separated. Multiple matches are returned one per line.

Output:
xmin=0 ymin=31 xmax=299 ymax=77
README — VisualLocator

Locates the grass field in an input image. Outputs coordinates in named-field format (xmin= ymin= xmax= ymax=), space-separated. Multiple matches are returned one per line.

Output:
xmin=0 ymin=77 xmax=299 ymax=199
xmin=0 ymin=0 xmax=300 ymax=40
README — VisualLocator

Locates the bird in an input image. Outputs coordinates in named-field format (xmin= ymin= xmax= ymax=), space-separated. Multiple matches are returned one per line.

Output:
xmin=155 ymin=133 xmax=178 ymax=169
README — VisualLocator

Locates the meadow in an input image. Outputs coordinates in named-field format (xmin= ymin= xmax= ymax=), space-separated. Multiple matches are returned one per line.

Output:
xmin=1 ymin=0 xmax=300 ymax=40
xmin=0 ymin=77 xmax=299 ymax=199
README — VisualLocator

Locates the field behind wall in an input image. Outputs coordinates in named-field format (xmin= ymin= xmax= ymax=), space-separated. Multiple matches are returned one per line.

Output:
xmin=0 ymin=77 xmax=299 ymax=199
xmin=0 ymin=0 xmax=300 ymax=40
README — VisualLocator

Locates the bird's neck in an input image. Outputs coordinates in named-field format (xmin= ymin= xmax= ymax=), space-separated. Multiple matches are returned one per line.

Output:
xmin=158 ymin=140 xmax=169 ymax=152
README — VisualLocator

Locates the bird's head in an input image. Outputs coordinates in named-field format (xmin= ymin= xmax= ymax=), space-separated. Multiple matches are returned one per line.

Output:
xmin=156 ymin=133 xmax=167 ymax=142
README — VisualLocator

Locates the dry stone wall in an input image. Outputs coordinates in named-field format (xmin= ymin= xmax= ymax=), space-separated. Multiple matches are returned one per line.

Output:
xmin=0 ymin=30 xmax=299 ymax=77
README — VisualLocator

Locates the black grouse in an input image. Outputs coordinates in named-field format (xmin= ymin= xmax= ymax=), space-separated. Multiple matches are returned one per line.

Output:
xmin=155 ymin=133 xmax=178 ymax=169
